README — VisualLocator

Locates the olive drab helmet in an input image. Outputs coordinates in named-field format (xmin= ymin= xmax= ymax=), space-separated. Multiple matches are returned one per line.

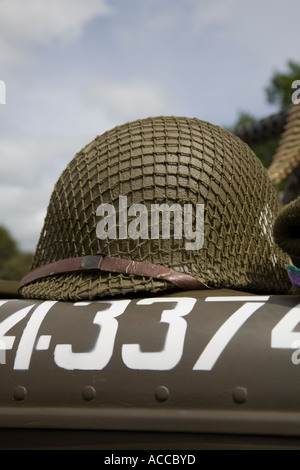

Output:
xmin=19 ymin=116 xmax=291 ymax=300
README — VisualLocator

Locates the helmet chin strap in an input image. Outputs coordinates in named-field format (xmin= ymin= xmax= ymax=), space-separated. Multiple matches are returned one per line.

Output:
xmin=19 ymin=254 xmax=210 ymax=291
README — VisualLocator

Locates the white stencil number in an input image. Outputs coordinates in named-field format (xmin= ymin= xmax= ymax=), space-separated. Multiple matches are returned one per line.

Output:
xmin=122 ymin=297 xmax=196 ymax=370
xmin=54 ymin=300 xmax=130 ymax=370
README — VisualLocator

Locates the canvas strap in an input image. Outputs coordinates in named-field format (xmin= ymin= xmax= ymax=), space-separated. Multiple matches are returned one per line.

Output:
xmin=19 ymin=254 xmax=210 ymax=291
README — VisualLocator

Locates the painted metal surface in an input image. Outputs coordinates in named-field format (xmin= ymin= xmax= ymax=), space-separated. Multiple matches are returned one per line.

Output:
xmin=0 ymin=290 xmax=299 ymax=447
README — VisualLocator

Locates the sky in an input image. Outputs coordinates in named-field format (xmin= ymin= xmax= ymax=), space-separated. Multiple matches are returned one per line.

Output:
xmin=0 ymin=0 xmax=299 ymax=252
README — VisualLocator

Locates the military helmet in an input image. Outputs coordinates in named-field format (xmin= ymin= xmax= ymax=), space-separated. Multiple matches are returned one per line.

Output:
xmin=19 ymin=116 xmax=291 ymax=300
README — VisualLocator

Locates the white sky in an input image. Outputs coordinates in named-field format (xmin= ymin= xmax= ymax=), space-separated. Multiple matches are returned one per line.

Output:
xmin=0 ymin=0 xmax=299 ymax=251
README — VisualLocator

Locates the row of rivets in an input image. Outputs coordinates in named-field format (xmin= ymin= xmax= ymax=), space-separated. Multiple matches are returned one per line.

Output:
xmin=12 ymin=385 xmax=248 ymax=405
xmin=82 ymin=385 xmax=248 ymax=404
xmin=81 ymin=385 xmax=171 ymax=402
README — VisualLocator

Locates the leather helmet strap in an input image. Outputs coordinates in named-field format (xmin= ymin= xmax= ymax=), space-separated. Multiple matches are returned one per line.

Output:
xmin=19 ymin=254 xmax=210 ymax=291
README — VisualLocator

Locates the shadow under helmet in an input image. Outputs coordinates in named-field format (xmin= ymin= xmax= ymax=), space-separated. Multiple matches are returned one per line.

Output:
xmin=19 ymin=116 xmax=291 ymax=300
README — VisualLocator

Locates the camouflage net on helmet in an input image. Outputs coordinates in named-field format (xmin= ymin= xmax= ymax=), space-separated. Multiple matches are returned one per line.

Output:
xmin=20 ymin=116 xmax=291 ymax=300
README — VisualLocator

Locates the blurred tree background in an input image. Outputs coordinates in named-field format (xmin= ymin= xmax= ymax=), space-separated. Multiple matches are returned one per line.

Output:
xmin=265 ymin=61 xmax=300 ymax=109
xmin=231 ymin=60 xmax=300 ymax=170
xmin=232 ymin=110 xmax=279 ymax=168
xmin=0 ymin=225 xmax=33 ymax=281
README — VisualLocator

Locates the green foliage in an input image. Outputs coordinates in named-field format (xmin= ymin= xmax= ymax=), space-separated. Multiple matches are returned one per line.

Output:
xmin=0 ymin=252 xmax=33 ymax=281
xmin=234 ymin=111 xmax=255 ymax=127
xmin=252 ymin=138 xmax=279 ymax=169
xmin=230 ymin=111 xmax=279 ymax=168
xmin=0 ymin=225 xmax=33 ymax=281
xmin=0 ymin=225 xmax=17 ymax=267
xmin=265 ymin=60 xmax=300 ymax=109
xmin=231 ymin=60 xmax=300 ymax=171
